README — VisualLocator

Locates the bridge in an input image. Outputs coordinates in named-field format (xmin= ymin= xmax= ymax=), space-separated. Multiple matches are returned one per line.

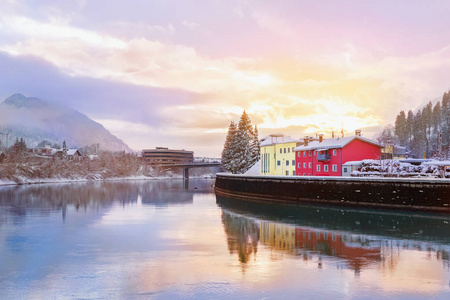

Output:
xmin=164 ymin=162 xmax=222 ymax=178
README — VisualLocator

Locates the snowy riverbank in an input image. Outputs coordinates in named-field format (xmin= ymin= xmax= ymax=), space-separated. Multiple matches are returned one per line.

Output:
xmin=0 ymin=174 xmax=217 ymax=187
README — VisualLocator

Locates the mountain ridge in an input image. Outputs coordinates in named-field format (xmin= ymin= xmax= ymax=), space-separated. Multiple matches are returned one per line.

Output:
xmin=0 ymin=94 xmax=131 ymax=152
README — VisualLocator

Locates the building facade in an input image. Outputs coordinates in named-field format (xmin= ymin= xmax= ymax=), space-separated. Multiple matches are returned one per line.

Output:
xmin=260 ymin=134 xmax=300 ymax=176
xmin=141 ymin=147 xmax=194 ymax=166
xmin=294 ymin=131 xmax=382 ymax=176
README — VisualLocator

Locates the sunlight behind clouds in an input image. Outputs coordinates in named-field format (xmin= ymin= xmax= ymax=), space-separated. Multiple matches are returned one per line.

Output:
xmin=0 ymin=0 xmax=449 ymax=155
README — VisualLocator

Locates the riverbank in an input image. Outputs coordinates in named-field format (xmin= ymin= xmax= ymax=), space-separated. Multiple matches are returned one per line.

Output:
xmin=0 ymin=154 xmax=221 ymax=186
xmin=215 ymin=173 xmax=450 ymax=213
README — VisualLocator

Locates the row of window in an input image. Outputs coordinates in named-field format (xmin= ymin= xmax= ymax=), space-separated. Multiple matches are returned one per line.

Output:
xmin=298 ymin=149 xmax=338 ymax=157
xmin=277 ymin=160 xmax=296 ymax=166
xmin=280 ymin=147 xmax=295 ymax=154
xmin=297 ymin=163 xmax=338 ymax=172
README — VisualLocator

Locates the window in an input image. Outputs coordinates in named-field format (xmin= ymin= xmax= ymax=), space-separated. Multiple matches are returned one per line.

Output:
xmin=343 ymin=167 xmax=348 ymax=173
xmin=292 ymin=171 xmax=295 ymax=175
xmin=284 ymin=148 xmax=286 ymax=153
xmin=292 ymin=147 xmax=295 ymax=152
xmin=288 ymin=148 xmax=290 ymax=153
xmin=298 ymin=163 xmax=301 ymax=168
xmin=317 ymin=165 xmax=321 ymax=172
xmin=324 ymin=165 xmax=329 ymax=172
xmin=277 ymin=160 xmax=281 ymax=166
xmin=297 ymin=152 xmax=301 ymax=157
xmin=314 ymin=150 xmax=317 ymax=156
xmin=286 ymin=160 xmax=289 ymax=166
xmin=308 ymin=151 xmax=311 ymax=157
xmin=280 ymin=148 xmax=282 ymax=154
xmin=303 ymin=151 xmax=306 ymax=157
xmin=333 ymin=149 xmax=337 ymax=156
xmin=292 ymin=160 xmax=295 ymax=166
xmin=303 ymin=162 xmax=306 ymax=168
xmin=308 ymin=173 xmax=311 ymax=176
xmin=308 ymin=162 xmax=312 ymax=168
xmin=286 ymin=170 xmax=289 ymax=175
xmin=304 ymin=173 xmax=306 ymax=176
xmin=332 ymin=164 xmax=337 ymax=172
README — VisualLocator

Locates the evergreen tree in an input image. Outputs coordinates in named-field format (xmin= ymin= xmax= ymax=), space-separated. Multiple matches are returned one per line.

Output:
xmin=235 ymin=111 xmax=252 ymax=173
xmin=394 ymin=110 xmax=407 ymax=145
xmin=250 ymin=125 xmax=260 ymax=165
xmin=8 ymin=137 xmax=28 ymax=162
xmin=442 ymin=92 xmax=450 ymax=147
xmin=406 ymin=110 xmax=414 ymax=147
xmin=221 ymin=111 xmax=259 ymax=174
xmin=221 ymin=121 xmax=237 ymax=173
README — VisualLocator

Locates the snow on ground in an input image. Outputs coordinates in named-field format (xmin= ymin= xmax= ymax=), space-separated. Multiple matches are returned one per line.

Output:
xmin=245 ymin=161 xmax=261 ymax=175
xmin=0 ymin=174 xmax=214 ymax=187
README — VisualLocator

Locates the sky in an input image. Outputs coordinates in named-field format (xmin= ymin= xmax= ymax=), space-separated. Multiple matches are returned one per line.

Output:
xmin=0 ymin=0 xmax=449 ymax=156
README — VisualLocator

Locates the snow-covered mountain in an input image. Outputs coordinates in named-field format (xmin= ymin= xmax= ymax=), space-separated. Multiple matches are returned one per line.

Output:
xmin=0 ymin=93 xmax=130 ymax=152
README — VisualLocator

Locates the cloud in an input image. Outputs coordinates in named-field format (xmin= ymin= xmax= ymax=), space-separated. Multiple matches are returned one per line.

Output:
xmin=251 ymin=11 xmax=295 ymax=39
xmin=181 ymin=20 xmax=199 ymax=30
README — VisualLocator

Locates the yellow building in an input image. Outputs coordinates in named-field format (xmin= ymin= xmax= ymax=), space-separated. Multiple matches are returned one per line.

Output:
xmin=260 ymin=221 xmax=296 ymax=254
xmin=260 ymin=134 xmax=300 ymax=175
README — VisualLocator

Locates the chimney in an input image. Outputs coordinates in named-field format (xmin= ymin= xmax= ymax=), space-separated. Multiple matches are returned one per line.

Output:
xmin=332 ymin=131 xmax=334 ymax=138
xmin=303 ymin=136 xmax=309 ymax=146
xmin=355 ymin=129 xmax=361 ymax=136
xmin=319 ymin=134 xmax=324 ymax=143
xmin=341 ymin=129 xmax=344 ymax=137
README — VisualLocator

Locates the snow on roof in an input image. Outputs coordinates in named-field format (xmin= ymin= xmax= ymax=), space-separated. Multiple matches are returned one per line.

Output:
xmin=343 ymin=161 xmax=363 ymax=166
xmin=66 ymin=149 xmax=80 ymax=156
xmin=260 ymin=134 xmax=298 ymax=147
xmin=293 ymin=136 xmax=381 ymax=151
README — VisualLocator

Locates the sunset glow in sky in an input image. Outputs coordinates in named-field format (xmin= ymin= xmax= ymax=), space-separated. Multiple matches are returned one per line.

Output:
xmin=1 ymin=0 xmax=450 ymax=156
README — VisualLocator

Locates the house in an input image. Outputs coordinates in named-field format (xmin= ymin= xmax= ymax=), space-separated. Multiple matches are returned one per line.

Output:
xmin=260 ymin=134 xmax=303 ymax=176
xmin=294 ymin=130 xmax=382 ymax=176
xmin=381 ymin=144 xmax=410 ymax=159
xmin=66 ymin=149 xmax=82 ymax=161
xmin=50 ymin=148 xmax=82 ymax=160
xmin=27 ymin=146 xmax=53 ymax=157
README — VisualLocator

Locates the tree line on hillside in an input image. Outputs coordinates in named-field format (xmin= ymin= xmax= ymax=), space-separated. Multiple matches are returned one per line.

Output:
xmin=382 ymin=91 xmax=450 ymax=158
xmin=221 ymin=111 xmax=260 ymax=174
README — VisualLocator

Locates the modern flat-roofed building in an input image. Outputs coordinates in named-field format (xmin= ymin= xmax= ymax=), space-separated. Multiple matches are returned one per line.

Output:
xmin=141 ymin=147 xmax=194 ymax=166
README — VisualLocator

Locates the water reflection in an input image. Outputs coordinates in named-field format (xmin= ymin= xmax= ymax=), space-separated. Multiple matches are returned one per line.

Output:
xmin=0 ymin=179 xmax=214 ymax=224
xmin=217 ymin=195 xmax=450 ymax=278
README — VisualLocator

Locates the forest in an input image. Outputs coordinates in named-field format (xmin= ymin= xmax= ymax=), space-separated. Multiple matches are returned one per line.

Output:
xmin=386 ymin=91 xmax=450 ymax=158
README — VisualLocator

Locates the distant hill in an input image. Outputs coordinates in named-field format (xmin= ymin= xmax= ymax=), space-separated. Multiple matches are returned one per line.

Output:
xmin=0 ymin=93 xmax=131 ymax=152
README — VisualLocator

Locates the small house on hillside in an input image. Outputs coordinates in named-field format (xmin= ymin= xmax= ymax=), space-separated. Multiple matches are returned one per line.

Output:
xmin=51 ymin=148 xmax=82 ymax=160
xmin=66 ymin=149 xmax=82 ymax=161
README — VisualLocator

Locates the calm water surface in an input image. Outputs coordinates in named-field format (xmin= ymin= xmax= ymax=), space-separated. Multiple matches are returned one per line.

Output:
xmin=0 ymin=179 xmax=449 ymax=299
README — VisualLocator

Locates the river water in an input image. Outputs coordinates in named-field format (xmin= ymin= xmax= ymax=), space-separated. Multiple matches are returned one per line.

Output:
xmin=0 ymin=179 xmax=449 ymax=299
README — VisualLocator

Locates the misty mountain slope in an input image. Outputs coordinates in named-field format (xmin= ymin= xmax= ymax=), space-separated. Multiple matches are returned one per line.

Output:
xmin=0 ymin=93 xmax=130 ymax=152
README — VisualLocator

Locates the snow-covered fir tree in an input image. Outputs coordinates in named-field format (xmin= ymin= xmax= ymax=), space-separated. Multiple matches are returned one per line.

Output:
xmin=221 ymin=111 xmax=259 ymax=174
xmin=250 ymin=125 xmax=260 ymax=166
xmin=221 ymin=121 xmax=238 ymax=173
xmin=392 ymin=90 xmax=450 ymax=158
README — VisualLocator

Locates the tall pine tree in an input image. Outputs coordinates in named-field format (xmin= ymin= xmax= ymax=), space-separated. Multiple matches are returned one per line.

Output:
xmin=221 ymin=121 xmax=237 ymax=173
xmin=221 ymin=111 xmax=259 ymax=174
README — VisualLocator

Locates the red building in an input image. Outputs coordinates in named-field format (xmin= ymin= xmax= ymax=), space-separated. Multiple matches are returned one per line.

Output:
xmin=294 ymin=130 xmax=382 ymax=176
xmin=294 ymin=228 xmax=381 ymax=272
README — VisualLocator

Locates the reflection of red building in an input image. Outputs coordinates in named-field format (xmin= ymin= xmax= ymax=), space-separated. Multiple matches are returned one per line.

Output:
xmin=294 ymin=228 xmax=381 ymax=271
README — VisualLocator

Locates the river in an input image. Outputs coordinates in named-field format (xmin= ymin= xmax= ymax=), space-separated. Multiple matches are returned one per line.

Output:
xmin=0 ymin=179 xmax=449 ymax=299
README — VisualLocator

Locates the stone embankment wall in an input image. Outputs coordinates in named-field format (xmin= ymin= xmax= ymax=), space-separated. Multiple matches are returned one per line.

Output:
xmin=215 ymin=174 xmax=450 ymax=213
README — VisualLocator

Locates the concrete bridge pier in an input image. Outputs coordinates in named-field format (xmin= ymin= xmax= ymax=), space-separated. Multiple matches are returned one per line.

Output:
xmin=183 ymin=168 xmax=189 ymax=179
